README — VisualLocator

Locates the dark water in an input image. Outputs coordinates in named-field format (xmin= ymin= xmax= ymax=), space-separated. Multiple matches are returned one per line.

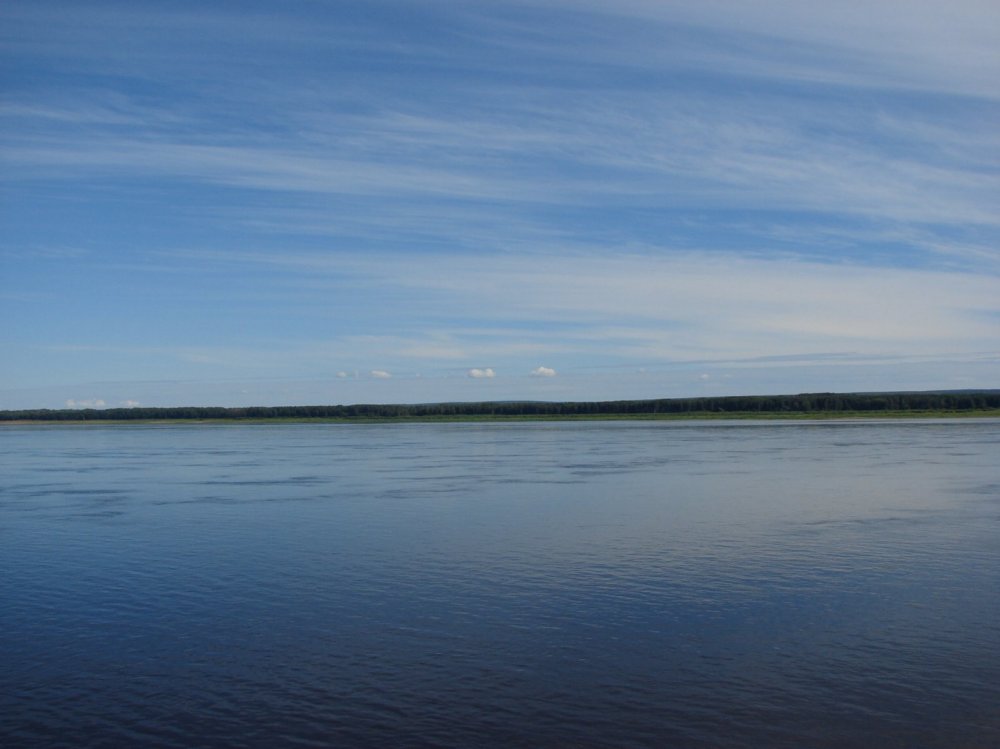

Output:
xmin=1 ymin=420 xmax=998 ymax=748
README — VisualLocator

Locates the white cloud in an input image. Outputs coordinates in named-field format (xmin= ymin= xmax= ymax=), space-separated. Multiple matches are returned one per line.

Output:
xmin=531 ymin=366 xmax=557 ymax=377
xmin=370 ymin=369 xmax=392 ymax=379
xmin=9 ymin=5 xmax=998 ymax=238
xmin=120 ymin=399 xmax=141 ymax=407
xmin=467 ymin=367 xmax=496 ymax=378
xmin=341 ymin=251 xmax=1000 ymax=354
xmin=143 ymin=249 xmax=999 ymax=375
xmin=14 ymin=95 xmax=997 ymax=232
xmin=545 ymin=0 xmax=1000 ymax=99
xmin=65 ymin=398 xmax=105 ymax=408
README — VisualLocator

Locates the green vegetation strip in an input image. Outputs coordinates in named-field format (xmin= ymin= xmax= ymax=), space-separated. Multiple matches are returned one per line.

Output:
xmin=3 ymin=392 xmax=1000 ymax=425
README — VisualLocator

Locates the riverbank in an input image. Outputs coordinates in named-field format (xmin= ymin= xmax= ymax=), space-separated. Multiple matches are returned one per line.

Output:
xmin=4 ymin=408 xmax=1000 ymax=425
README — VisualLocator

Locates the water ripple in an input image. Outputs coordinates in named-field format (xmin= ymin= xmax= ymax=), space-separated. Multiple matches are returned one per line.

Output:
xmin=1 ymin=421 xmax=998 ymax=748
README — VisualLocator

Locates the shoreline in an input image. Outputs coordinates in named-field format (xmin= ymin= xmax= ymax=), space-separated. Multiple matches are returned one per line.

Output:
xmin=4 ymin=408 xmax=1000 ymax=426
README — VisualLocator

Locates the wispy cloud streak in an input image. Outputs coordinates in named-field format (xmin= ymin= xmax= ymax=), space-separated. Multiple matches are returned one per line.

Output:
xmin=2 ymin=0 xmax=997 ymax=406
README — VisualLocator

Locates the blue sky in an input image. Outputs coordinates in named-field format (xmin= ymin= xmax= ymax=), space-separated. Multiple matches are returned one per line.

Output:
xmin=2 ymin=0 xmax=998 ymax=408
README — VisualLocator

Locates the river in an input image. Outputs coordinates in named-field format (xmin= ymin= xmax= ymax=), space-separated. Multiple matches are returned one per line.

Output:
xmin=2 ymin=420 xmax=998 ymax=747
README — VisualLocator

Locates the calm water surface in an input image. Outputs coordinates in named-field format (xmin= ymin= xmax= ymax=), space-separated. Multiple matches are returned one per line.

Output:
xmin=1 ymin=420 xmax=999 ymax=748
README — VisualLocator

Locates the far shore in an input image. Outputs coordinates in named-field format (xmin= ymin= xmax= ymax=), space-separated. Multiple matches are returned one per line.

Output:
xmin=4 ymin=408 xmax=1000 ymax=426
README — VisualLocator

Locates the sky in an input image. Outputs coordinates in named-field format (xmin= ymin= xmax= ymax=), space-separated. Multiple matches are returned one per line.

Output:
xmin=2 ymin=0 xmax=998 ymax=409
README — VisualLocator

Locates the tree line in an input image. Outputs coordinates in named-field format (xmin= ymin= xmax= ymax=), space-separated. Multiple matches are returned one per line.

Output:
xmin=2 ymin=391 xmax=999 ymax=421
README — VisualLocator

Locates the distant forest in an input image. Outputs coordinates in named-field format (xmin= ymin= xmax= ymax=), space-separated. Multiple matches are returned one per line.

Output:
xmin=3 ymin=391 xmax=999 ymax=421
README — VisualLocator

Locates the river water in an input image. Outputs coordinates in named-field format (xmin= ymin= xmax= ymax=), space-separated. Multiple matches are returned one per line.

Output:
xmin=2 ymin=420 xmax=998 ymax=748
